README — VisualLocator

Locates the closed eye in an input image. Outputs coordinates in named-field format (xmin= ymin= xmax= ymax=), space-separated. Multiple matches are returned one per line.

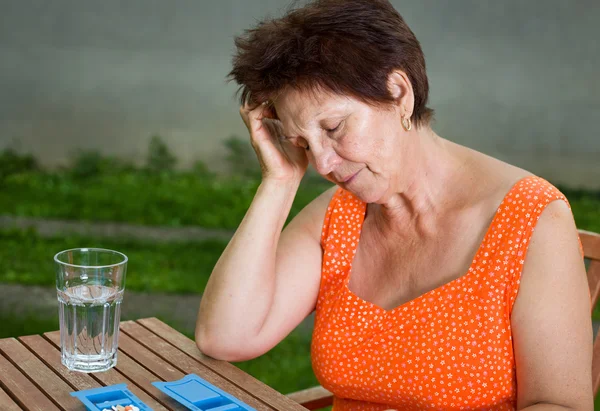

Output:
xmin=326 ymin=121 xmax=343 ymax=133
xmin=286 ymin=137 xmax=309 ymax=150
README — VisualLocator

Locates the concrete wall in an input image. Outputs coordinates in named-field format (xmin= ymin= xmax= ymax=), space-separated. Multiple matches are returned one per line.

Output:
xmin=1 ymin=1 xmax=599 ymax=187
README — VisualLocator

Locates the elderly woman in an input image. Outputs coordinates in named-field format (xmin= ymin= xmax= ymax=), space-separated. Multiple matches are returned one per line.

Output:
xmin=196 ymin=0 xmax=592 ymax=409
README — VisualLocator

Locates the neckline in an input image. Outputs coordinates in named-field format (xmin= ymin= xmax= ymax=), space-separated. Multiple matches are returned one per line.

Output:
xmin=343 ymin=175 xmax=537 ymax=315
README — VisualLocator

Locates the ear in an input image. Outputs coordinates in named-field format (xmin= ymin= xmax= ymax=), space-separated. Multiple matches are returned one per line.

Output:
xmin=387 ymin=70 xmax=414 ymax=117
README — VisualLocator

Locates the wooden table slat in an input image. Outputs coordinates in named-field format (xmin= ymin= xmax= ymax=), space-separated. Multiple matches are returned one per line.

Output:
xmin=44 ymin=331 xmax=178 ymax=411
xmin=120 ymin=321 xmax=274 ymax=411
xmin=0 ymin=385 xmax=24 ymax=411
xmin=115 ymin=352 xmax=188 ymax=411
xmin=0 ymin=318 xmax=302 ymax=411
xmin=0 ymin=348 xmax=60 ymax=411
xmin=137 ymin=317 xmax=307 ymax=411
xmin=117 ymin=331 xmax=186 ymax=381
xmin=0 ymin=338 xmax=82 ymax=410
xmin=19 ymin=335 xmax=100 ymax=392
xmin=31 ymin=334 xmax=169 ymax=411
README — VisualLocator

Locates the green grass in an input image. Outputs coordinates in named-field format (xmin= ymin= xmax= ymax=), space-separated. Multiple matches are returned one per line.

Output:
xmin=0 ymin=228 xmax=226 ymax=293
xmin=0 ymin=310 xmax=59 ymax=339
xmin=0 ymin=170 xmax=598 ymax=232
xmin=0 ymin=171 xmax=331 ymax=229
xmin=559 ymin=187 xmax=600 ymax=234
xmin=234 ymin=329 xmax=319 ymax=394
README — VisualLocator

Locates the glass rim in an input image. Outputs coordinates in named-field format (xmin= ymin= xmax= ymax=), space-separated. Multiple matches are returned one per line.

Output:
xmin=54 ymin=247 xmax=128 ymax=269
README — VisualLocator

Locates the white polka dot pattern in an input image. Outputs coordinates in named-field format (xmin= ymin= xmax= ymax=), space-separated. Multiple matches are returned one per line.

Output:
xmin=311 ymin=176 xmax=575 ymax=410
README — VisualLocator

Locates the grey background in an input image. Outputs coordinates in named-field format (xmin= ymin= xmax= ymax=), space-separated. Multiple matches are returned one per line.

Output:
xmin=1 ymin=1 xmax=599 ymax=187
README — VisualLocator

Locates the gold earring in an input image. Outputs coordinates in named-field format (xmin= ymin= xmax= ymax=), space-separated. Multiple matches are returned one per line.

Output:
xmin=402 ymin=116 xmax=412 ymax=131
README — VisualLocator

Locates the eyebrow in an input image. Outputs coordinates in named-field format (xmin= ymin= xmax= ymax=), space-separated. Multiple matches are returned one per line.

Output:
xmin=280 ymin=111 xmax=347 ymax=139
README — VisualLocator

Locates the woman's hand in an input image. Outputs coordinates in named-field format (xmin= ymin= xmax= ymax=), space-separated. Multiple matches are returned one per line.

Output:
xmin=240 ymin=102 xmax=309 ymax=183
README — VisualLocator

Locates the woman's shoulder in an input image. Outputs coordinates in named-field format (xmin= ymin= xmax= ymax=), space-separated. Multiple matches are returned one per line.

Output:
xmin=288 ymin=184 xmax=339 ymax=243
xmin=473 ymin=156 xmax=572 ymax=239
xmin=480 ymin=162 xmax=565 ymax=209
xmin=458 ymin=152 xmax=568 ymax=238
xmin=465 ymin=150 xmax=538 ymax=205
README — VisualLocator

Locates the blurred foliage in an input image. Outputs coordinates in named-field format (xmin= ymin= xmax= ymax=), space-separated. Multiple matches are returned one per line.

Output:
xmin=192 ymin=160 xmax=215 ymax=179
xmin=0 ymin=170 xmax=330 ymax=229
xmin=147 ymin=135 xmax=177 ymax=173
xmin=557 ymin=185 xmax=600 ymax=233
xmin=69 ymin=150 xmax=135 ymax=179
xmin=0 ymin=141 xmax=597 ymax=233
xmin=0 ymin=309 xmax=58 ymax=339
xmin=0 ymin=140 xmax=331 ymax=228
xmin=0 ymin=149 xmax=38 ymax=180
xmin=0 ymin=228 xmax=225 ymax=293
xmin=234 ymin=327 xmax=318 ymax=394
xmin=223 ymin=135 xmax=260 ymax=177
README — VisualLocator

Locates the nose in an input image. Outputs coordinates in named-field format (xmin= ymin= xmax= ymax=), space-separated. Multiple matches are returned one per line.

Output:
xmin=311 ymin=145 xmax=342 ymax=176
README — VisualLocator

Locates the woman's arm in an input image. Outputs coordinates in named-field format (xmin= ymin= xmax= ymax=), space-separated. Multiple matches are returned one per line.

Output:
xmin=511 ymin=200 xmax=593 ymax=410
xmin=195 ymin=182 xmax=334 ymax=361
xmin=195 ymin=99 xmax=334 ymax=361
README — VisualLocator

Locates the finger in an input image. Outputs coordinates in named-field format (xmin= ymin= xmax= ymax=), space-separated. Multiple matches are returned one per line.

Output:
xmin=240 ymin=103 xmax=267 ymax=128
xmin=240 ymin=104 xmax=265 ymax=131
xmin=241 ymin=99 xmax=267 ymax=112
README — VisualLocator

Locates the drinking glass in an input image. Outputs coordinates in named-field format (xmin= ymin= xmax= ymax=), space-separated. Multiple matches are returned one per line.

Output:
xmin=54 ymin=248 xmax=127 ymax=373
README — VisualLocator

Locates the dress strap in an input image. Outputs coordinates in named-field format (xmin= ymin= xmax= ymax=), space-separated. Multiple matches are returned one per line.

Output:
xmin=502 ymin=177 xmax=576 ymax=317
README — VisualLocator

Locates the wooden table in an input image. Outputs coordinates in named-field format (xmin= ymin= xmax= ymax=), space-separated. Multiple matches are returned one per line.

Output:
xmin=0 ymin=317 xmax=307 ymax=411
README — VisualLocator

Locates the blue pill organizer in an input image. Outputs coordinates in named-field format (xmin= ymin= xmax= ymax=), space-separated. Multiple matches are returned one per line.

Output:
xmin=152 ymin=374 xmax=256 ymax=411
xmin=70 ymin=383 xmax=152 ymax=410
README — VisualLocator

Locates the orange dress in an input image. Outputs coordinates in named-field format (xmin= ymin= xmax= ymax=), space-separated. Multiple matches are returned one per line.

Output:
xmin=311 ymin=176 xmax=574 ymax=410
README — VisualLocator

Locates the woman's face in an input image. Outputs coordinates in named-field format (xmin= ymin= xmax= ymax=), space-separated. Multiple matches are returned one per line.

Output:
xmin=273 ymin=88 xmax=409 ymax=204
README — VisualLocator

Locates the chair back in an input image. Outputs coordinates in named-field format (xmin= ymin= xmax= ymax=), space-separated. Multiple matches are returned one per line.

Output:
xmin=580 ymin=230 xmax=600 ymax=395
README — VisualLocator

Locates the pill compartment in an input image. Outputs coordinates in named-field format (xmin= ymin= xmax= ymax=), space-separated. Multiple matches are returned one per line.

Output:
xmin=164 ymin=380 xmax=241 ymax=410
xmin=205 ymin=404 xmax=242 ymax=411
xmin=153 ymin=374 xmax=253 ymax=411
xmin=196 ymin=397 xmax=234 ymax=410
xmin=70 ymin=384 xmax=151 ymax=411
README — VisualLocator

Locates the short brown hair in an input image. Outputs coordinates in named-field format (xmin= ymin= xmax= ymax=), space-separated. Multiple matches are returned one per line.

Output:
xmin=228 ymin=0 xmax=434 ymax=127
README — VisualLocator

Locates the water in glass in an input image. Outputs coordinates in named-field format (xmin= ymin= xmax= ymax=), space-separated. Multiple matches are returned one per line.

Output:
xmin=55 ymin=248 xmax=127 ymax=373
